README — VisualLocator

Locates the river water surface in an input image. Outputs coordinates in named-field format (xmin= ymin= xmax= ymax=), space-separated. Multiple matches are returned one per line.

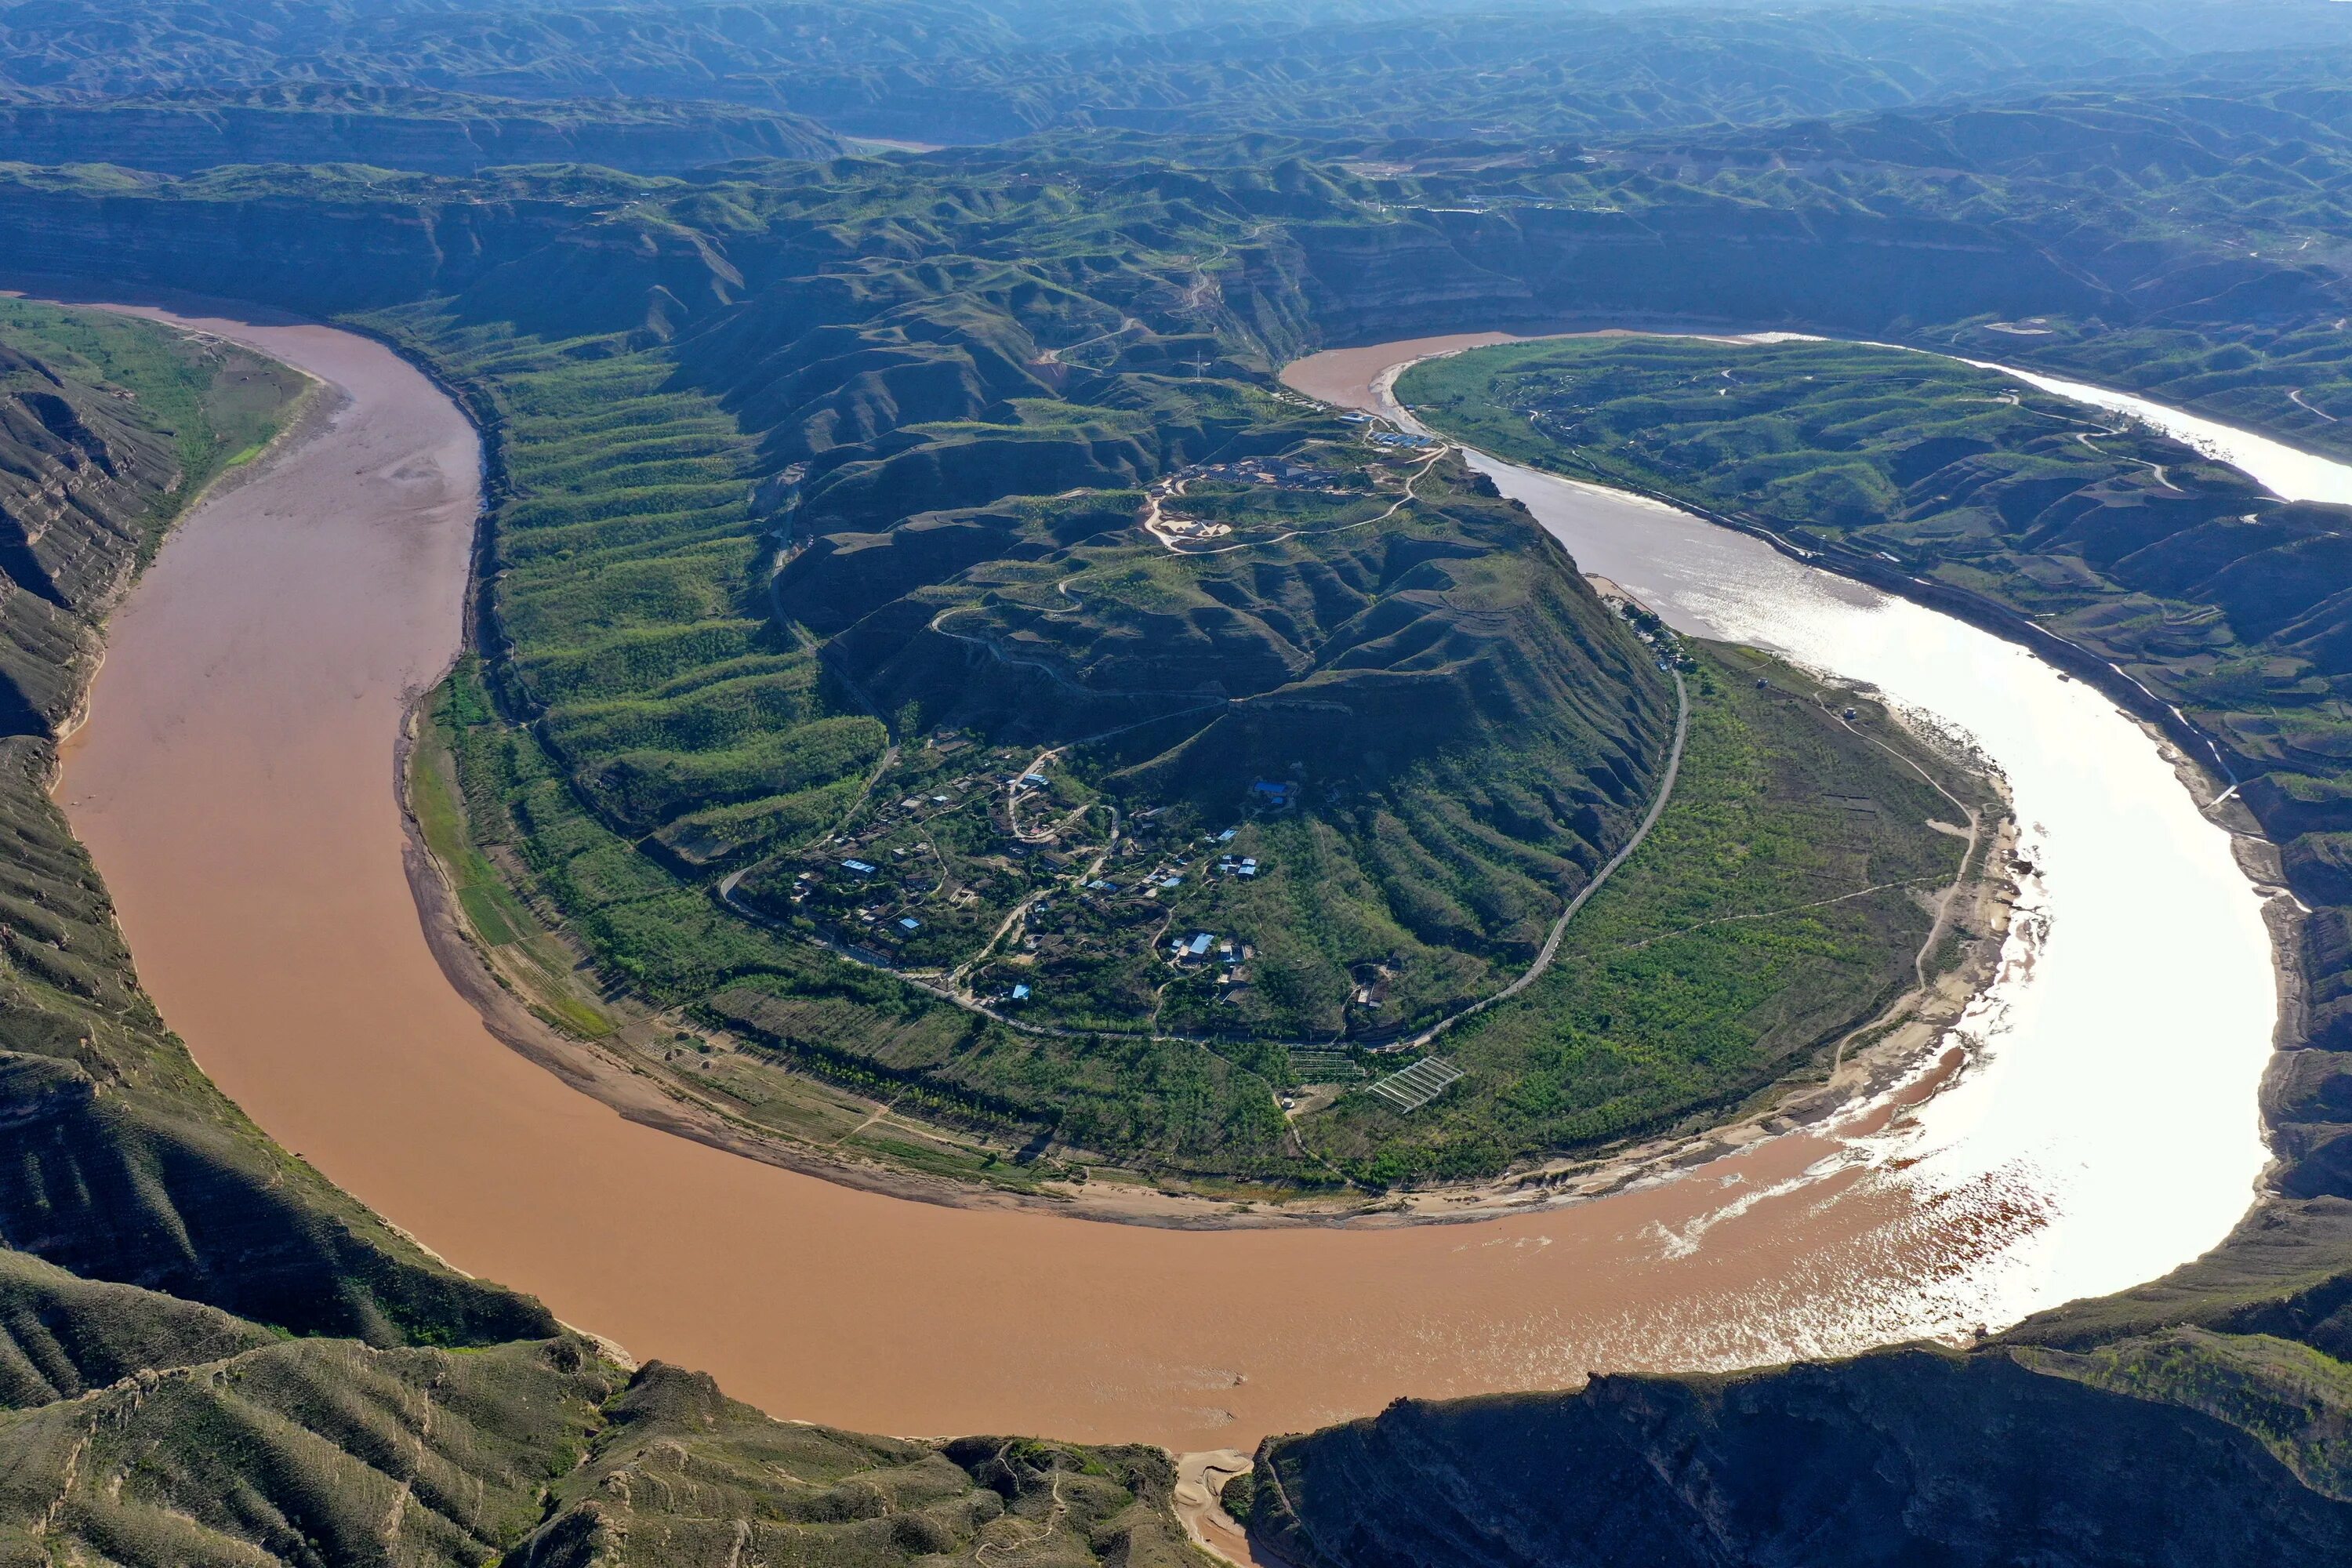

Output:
xmin=53 ymin=308 xmax=2289 ymax=1451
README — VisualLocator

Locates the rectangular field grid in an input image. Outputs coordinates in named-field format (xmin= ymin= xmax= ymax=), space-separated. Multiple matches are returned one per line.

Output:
xmin=1288 ymin=1048 xmax=1363 ymax=1080
xmin=1367 ymin=1056 xmax=1464 ymax=1112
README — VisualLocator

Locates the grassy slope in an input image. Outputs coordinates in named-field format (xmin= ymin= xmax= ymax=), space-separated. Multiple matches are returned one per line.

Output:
xmin=397 ymin=293 xmax=1962 ymax=1187
xmin=327 ymin=152 xmax=2004 ymax=1191
xmin=355 ymin=151 xmax=1835 ymax=1187
xmin=0 ymin=1323 xmax=1205 ymax=1568
xmin=1306 ymin=641 xmax=1984 ymax=1185
xmin=7 ymin=75 xmax=2352 ymax=1547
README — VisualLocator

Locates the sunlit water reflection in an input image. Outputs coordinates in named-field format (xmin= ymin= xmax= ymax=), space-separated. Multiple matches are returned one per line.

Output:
xmin=1348 ymin=336 xmax=2294 ymax=1327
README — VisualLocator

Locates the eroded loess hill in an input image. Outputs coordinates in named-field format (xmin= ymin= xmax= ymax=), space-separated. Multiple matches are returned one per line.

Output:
xmin=8 ymin=85 xmax=2333 ymax=1199
xmin=0 ymin=1333 xmax=1196 ymax=1568
xmin=752 ymin=439 xmax=1672 ymax=1044
xmin=0 ymin=138 xmax=2035 ymax=1191
xmin=1247 ymin=1333 xmax=2352 ymax=1566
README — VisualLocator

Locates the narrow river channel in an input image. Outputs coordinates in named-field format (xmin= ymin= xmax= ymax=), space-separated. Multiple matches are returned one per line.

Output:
xmin=52 ymin=305 xmax=2287 ymax=1452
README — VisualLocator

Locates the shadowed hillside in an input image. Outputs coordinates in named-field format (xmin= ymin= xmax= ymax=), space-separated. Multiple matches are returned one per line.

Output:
xmin=1249 ymin=1338 xmax=2352 ymax=1566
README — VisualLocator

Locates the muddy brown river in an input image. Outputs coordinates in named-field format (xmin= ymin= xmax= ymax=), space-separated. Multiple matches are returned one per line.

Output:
xmin=54 ymin=307 xmax=2281 ymax=1452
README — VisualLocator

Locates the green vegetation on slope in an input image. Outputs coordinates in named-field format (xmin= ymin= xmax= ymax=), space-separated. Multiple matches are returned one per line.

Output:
xmin=12 ymin=67 xmax=2343 ymax=1199
xmin=756 ymin=435 xmax=1671 ymax=1044
xmin=1306 ymin=641 xmax=1987 ymax=1185
xmin=9 ymin=13 xmax=2352 ymax=1557
xmin=1398 ymin=336 xmax=2270 ymax=575
xmin=0 ymin=1335 xmax=1202 ymax=1568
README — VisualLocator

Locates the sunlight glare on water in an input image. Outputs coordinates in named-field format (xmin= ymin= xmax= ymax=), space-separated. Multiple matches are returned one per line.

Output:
xmin=1461 ymin=377 xmax=2283 ymax=1325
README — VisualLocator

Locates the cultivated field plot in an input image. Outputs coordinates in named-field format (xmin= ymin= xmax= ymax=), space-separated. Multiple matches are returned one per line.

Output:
xmin=1289 ymin=1048 xmax=1364 ymax=1080
xmin=1368 ymin=1057 xmax=1464 ymax=1112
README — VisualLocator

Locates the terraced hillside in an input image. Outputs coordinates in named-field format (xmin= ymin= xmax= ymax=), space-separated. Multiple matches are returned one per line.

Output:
xmin=7 ymin=56 xmax=2347 ymax=1193
xmin=8 ymin=11 xmax=2352 ymax=1555
xmin=17 ymin=107 xmax=2223 ymax=1191
xmin=399 ymin=267 xmax=1693 ymax=1181
xmin=753 ymin=434 xmax=1672 ymax=1043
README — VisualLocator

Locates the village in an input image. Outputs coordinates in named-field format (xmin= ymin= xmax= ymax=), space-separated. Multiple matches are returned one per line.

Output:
xmin=750 ymin=727 xmax=1329 ymax=1029
xmin=1140 ymin=431 xmax=1435 ymax=551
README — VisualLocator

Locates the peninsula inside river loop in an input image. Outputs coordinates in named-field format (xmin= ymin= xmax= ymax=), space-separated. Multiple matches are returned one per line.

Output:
xmin=52 ymin=302 xmax=2281 ymax=1452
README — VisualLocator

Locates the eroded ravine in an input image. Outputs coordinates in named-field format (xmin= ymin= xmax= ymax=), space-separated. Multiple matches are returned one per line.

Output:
xmin=52 ymin=303 xmax=2281 ymax=1453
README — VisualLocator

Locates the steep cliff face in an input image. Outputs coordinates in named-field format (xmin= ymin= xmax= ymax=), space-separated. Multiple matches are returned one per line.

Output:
xmin=0 ymin=169 xmax=599 ymax=318
xmin=1291 ymin=201 xmax=2111 ymax=347
xmin=0 ymin=346 xmax=183 ymax=733
xmin=1254 ymin=1343 xmax=2352 ymax=1567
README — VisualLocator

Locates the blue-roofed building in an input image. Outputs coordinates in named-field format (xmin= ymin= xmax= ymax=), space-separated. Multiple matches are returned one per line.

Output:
xmin=1010 ymin=983 xmax=1032 ymax=1001
xmin=842 ymin=858 xmax=877 ymax=875
xmin=1189 ymin=932 xmax=1214 ymax=956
